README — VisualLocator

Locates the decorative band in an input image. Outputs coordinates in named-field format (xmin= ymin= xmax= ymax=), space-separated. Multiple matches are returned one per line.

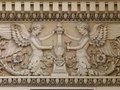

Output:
xmin=0 ymin=1 xmax=119 ymax=13
xmin=0 ymin=13 xmax=119 ymax=21
xmin=0 ymin=77 xmax=119 ymax=87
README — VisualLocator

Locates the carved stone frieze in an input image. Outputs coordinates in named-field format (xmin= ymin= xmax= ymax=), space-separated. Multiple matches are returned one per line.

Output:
xmin=0 ymin=0 xmax=119 ymax=87
xmin=0 ymin=21 xmax=119 ymax=77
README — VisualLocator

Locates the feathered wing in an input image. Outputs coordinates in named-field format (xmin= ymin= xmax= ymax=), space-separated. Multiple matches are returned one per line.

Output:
xmin=2 ymin=23 xmax=30 ymax=58
xmin=11 ymin=23 xmax=30 ymax=46
xmin=0 ymin=24 xmax=12 ymax=40
xmin=90 ymin=24 xmax=117 ymax=56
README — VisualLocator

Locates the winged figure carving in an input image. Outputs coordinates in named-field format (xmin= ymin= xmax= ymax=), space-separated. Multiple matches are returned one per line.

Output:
xmin=0 ymin=22 xmax=119 ymax=76
xmin=0 ymin=22 xmax=54 ymax=76
xmin=65 ymin=22 xmax=118 ymax=76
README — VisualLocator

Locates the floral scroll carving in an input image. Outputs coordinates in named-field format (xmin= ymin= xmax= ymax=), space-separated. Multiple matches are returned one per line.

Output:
xmin=0 ymin=22 xmax=119 ymax=77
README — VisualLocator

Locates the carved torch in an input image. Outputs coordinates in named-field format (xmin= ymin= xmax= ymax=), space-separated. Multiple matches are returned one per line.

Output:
xmin=52 ymin=22 xmax=68 ymax=76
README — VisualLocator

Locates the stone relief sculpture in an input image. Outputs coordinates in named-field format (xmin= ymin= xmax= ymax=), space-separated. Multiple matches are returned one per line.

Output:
xmin=65 ymin=22 xmax=91 ymax=76
xmin=52 ymin=22 xmax=68 ymax=76
xmin=0 ymin=22 xmax=54 ymax=76
xmin=0 ymin=0 xmax=119 ymax=87
xmin=65 ymin=22 xmax=117 ymax=76
xmin=0 ymin=22 xmax=119 ymax=76
xmin=27 ymin=22 xmax=54 ymax=76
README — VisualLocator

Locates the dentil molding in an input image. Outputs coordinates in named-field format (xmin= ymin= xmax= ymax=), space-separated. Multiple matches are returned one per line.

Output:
xmin=0 ymin=0 xmax=119 ymax=21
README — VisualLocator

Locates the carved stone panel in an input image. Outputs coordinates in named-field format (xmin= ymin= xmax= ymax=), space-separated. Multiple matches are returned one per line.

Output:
xmin=0 ymin=0 xmax=119 ymax=87
xmin=0 ymin=21 xmax=120 ymax=77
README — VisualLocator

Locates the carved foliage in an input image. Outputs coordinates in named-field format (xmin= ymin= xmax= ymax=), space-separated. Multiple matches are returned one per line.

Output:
xmin=0 ymin=22 xmax=119 ymax=76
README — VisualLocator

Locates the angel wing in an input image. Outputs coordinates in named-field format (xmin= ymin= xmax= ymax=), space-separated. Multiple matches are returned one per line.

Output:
xmin=90 ymin=24 xmax=117 ymax=56
xmin=1 ymin=23 xmax=30 ymax=58
xmin=11 ymin=23 xmax=30 ymax=46
xmin=0 ymin=24 xmax=12 ymax=40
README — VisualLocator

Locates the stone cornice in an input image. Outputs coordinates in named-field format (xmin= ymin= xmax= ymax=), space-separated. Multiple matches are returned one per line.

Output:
xmin=0 ymin=0 xmax=120 ymax=21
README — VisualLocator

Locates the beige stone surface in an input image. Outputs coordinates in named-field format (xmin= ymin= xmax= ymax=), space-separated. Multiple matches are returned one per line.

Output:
xmin=15 ymin=2 xmax=21 ymax=11
xmin=0 ymin=87 xmax=120 ymax=90
xmin=97 ymin=87 xmax=120 ymax=90
xmin=0 ymin=0 xmax=119 ymax=88
xmin=24 ymin=2 xmax=30 ymax=11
